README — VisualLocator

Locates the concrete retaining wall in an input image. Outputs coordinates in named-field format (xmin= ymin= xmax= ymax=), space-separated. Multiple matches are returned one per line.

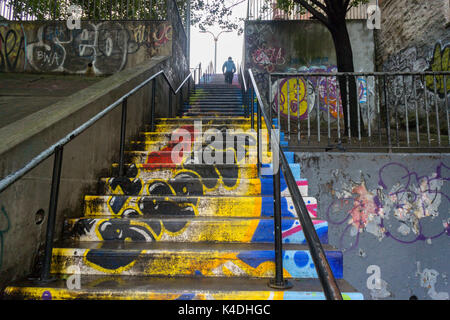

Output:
xmin=296 ymin=151 xmax=449 ymax=300
xmin=0 ymin=20 xmax=172 ymax=75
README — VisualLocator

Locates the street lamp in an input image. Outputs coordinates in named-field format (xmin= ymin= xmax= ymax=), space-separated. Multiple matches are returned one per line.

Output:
xmin=200 ymin=30 xmax=232 ymax=74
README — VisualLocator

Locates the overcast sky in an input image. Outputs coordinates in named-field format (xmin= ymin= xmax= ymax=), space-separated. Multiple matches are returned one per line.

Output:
xmin=189 ymin=1 xmax=247 ymax=74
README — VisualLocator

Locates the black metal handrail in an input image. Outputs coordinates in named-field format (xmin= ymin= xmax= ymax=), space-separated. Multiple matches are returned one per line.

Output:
xmin=0 ymin=61 xmax=201 ymax=281
xmin=269 ymin=71 xmax=449 ymax=150
xmin=243 ymin=68 xmax=343 ymax=300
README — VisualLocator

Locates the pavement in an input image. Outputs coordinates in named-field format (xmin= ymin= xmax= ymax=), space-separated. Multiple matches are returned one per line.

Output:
xmin=0 ymin=73 xmax=105 ymax=129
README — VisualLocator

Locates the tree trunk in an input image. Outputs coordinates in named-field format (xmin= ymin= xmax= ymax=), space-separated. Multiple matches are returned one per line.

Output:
xmin=328 ymin=20 xmax=366 ymax=137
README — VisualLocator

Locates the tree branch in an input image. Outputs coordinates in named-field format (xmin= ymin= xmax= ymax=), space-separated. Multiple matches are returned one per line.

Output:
xmin=292 ymin=0 xmax=331 ymax=27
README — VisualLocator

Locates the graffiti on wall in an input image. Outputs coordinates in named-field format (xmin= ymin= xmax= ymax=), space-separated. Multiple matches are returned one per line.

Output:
xmin=2 ymin=21 xmax=171 ymax=75
xmin=425 ymin=43 xmax=450 ymax=97
xmin=384 ymin=42 xmax=449 ymax=113
xmin=0 ymin=23 xmax=26 ymax=72
xmin=416 ymin=262 xmax=449 ymax=300
xmin=271 ymin=65 xmax=371 ymax=121
xmin=326 ymin=162 xmax=450 ymax=251
xmin=252 ymin=46 xmax=286 ymax=73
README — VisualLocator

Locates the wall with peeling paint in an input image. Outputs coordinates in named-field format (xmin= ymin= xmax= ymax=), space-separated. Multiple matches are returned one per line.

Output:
xmin=295 ymin=152 xmax=449 ymax=300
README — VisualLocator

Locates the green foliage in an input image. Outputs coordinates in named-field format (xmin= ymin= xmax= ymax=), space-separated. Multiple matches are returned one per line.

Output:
xmin=274 ymin=0 xmax=369 ymax=19
xmin=4 ymin=0 xmax=243 ymax=34
xmin=190 ymin=0 xmax=244 ymax=34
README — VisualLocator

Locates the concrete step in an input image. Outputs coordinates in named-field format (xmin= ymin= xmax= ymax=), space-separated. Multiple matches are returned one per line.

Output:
xmin=154 ymin=117 xmax=262 ymax=124
xmin=150 ymin=123 xmax=268 ymax=133
xmin=83 ymin=195 xmax=318 ymax=219
xmin=64 ymin=216 xmax=328 ymax=244
xmin=48 ymin=242 xmax=343 ymax=279
xmin=109 ymin=163 xmax=259 ymax=180
xmin=3 ymin=275 xmax=364 ymax=300
xmin=125 ymin=150 xmax=272 ymax=165
xmin=100 ymin=176 xmax=305 ymax=197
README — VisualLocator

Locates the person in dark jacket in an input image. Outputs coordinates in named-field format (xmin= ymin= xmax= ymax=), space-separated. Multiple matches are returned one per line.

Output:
xmin=222 ymin=57 xmax=236 ymax=84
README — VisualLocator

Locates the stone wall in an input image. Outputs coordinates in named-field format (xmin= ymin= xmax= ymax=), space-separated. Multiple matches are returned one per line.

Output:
xmin=374 ymin=0 xmax=449 ymax=122
xmin=376 ymin=0 xmax=450 ymax=72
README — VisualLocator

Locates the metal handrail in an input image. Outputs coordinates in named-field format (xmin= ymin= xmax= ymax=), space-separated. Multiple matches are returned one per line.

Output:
xmin=268 ymin=70 xmax=450 ymax=150
xmin=271 ymin=71 xmax=450 ymax=77
xmin=0 ymin=61 xmax=201 ymax=281
xmin=246 ymin=68 xmax=343 ymax=300
xmin=239 ymin=64 xmax=247 ymax=92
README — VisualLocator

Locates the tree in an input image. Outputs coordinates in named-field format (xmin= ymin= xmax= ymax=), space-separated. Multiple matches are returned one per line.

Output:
xmin=275 ymin=0 xmax=369 ymax=136
xmin=5 ymin=0 xmax=244 ymax=33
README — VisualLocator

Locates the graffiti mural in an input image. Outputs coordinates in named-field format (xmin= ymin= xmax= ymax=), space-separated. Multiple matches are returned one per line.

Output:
xmin=252 ymin=46 xmax=286 ymax=73
xmin=1 ymin=21 xmax=171 ymax=75
xmin=270 ymin=65 xmax=371 ymax=121
xmin=326 ymin=162 xmax=450 ymax=251
xmin=64 ymin=121 xmax=324 ymax=275
xmin=0 ymin=23 xmax=26 ymax=72
xmin=425 ymin=43 xmax=450 ymax=97
xmin=384 ymin=42 xmax=450 ymax=115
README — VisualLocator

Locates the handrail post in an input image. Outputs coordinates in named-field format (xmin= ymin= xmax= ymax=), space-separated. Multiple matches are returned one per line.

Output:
xmin=256 ymin=98 xmax=261 ymax=176
xmin=268 ymin=146 xmax=292 ymax=290
xmin=118 ymin=98 xmax=128 ymax=177
xmin=151 ymin=78 xmax=156 ymax=131
xmin=40 ymin=145 xmax=64 ymax=282
xmin=168 ymin=89 xmax=173 ymax=117
xmin=251 ymin=87 xmax=255 ymax=129
xmin=179 ymin=90 xmax=183 ymax=117
xmin=269 ymin=74 xmax=272 ymax=127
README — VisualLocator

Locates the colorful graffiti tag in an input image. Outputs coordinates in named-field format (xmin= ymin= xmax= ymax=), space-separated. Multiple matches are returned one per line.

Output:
xmin=326 ymin=162 xmax=450 ymax=251
xmin=1 ymin=21 xmax=171 ymax=75
xmin=0 ymin=23 xmax=26 ymax=72
xmin=271 ymin=66 xmax=372 ymax=121
xmin=384 ymin=42 xmax=450 ymax=113
xmin=252 ymin=46 xmax=286 ymax=73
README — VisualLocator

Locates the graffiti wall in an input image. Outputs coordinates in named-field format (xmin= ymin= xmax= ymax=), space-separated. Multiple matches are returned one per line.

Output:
xmin=269 ymin=66 xmax=373 ymax=122
xmin=296 ymin=152 xmax=450 ymax=300
xmin=377 ymin=0 xmax=450 ymax=116
xmin=243 ymin=20 xmax=375 ymax=120
xmin=0 ymin=20 xmax=172 ymax=75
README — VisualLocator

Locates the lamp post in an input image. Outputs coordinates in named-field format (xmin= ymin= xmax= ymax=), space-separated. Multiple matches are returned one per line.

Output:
xmin=200 ymin=30 xmax=232 ymax=73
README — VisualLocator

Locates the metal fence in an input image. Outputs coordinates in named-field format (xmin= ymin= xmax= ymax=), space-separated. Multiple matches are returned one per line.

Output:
xmin=267 ymin=71 xmax=450 ymax=151
xmin=0 ymin=0 xmax=171 ymax=21
xmin=247 ymin=0 xmax=369 ymax=21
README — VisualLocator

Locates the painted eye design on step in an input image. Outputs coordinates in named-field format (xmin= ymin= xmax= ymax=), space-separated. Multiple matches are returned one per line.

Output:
xmin=108 ymin=164 xmax=143 ymax=195
xmin=139 ymin=179 xmax=197 ymax=219
xmin=96 ymin=219 xmax=161 ymax=242
xmin=171 ymin=172 xmax=204 ymax=197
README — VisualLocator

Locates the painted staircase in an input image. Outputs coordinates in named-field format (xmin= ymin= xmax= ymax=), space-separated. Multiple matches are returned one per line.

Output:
xmin=3 ymin=74 xmax=363 ymax=300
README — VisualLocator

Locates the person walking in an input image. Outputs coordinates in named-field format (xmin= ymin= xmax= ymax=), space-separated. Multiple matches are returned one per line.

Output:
xmin=222 ymin=57 xmax=236 ymax=84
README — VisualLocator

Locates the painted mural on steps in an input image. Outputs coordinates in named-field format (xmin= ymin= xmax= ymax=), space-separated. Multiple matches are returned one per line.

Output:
xmin=0 ymin=21 xmax=172 ymax=75
xmin=64 ymin=122 xmax=323 ymax=278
